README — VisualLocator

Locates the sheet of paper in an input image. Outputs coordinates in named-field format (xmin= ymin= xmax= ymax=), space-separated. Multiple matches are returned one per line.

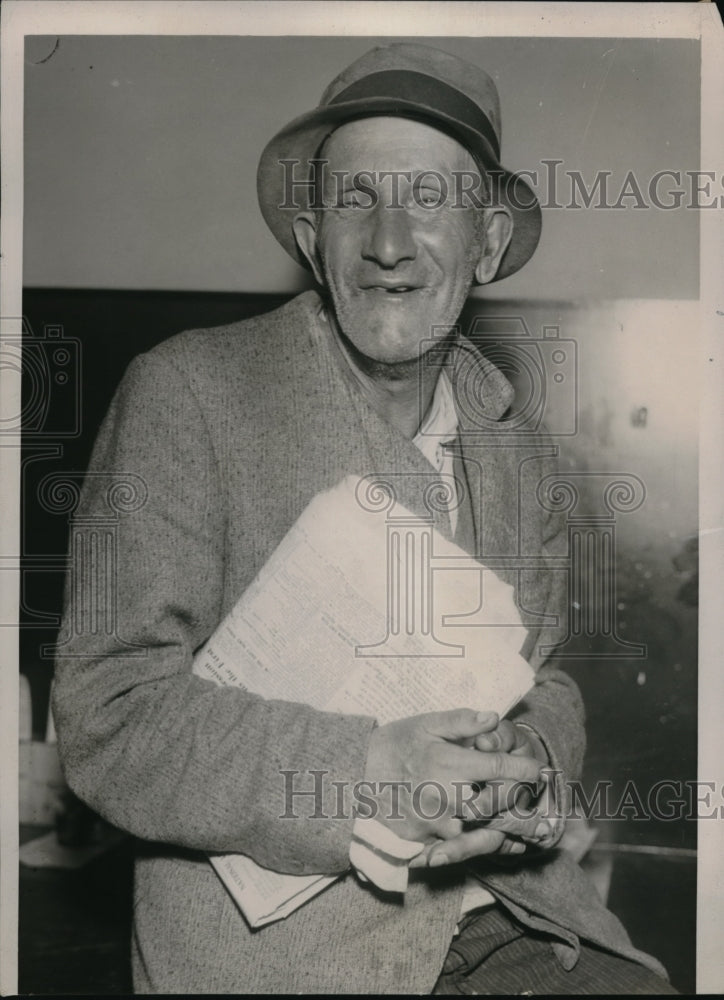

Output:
xmin=208 ymin=854 xmax=333 ymax=928
xmin=193 ymin=475 xmax=534 ymax=927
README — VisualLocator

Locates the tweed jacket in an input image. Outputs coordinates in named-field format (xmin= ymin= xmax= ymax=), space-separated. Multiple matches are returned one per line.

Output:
xmin=53 ymin=291 xmax=665 ymax=993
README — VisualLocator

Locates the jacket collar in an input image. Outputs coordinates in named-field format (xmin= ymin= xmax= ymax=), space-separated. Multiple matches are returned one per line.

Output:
xmin=449 ymin=333 xmax=515 ymax=429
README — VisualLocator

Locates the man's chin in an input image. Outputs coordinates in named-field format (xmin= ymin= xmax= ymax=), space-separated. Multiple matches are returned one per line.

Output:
xmin=342 ymin=332 xmax=438 ymax=367
xmin=333 ymin=309 xmax=457 ymax=365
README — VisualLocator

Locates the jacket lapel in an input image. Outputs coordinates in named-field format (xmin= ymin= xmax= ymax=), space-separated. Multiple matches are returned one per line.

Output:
xmin=450 ymin=337 xmax=518 ymax=574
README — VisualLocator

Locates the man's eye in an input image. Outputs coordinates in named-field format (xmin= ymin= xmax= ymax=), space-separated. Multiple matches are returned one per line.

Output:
xmin=415 ymin=189 xmax=445 ymax=208
xmin=341 ymin=193 xmax=365 ymax=208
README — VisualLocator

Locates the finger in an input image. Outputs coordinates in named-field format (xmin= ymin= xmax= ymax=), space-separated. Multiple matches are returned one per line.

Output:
xmin=427 ymin=742 xmax=543 ymax=786
xmin=471 ymin=775 xmax=541 ymax=819
xmin=434 ymin=814 xmax=465 ymax=841
xmin=409 ymin=840 xmax=439 ymax=869
xmin=423 ymin=708 xmax=499 ymax=742
xmin=496 ymin=837 xmax=527 ymax=856
xmin=407 ymin=816 xmax=465 ymax=869
xmin=483 ymin=809 xmax=553 ymax=842
xmin=459 ymin=778 xmax=536 ymax=821
xmin=455 ymin=748 xmax=543 ymax=786
xmin=412 ymin=783 xmax=464 ymax=833
xmin=473 ymin=719 xmax=517 ymax=753
xmin=427 ymin=827 xmax=507 ymax=866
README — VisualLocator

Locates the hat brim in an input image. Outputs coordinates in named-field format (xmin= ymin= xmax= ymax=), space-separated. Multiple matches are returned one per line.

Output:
xmin=257 ymin=96 xmax=541 ymax=281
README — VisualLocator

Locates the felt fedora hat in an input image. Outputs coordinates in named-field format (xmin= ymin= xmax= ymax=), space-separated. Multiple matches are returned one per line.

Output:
xmin=257 ymin=42 xmax=541 ymax=281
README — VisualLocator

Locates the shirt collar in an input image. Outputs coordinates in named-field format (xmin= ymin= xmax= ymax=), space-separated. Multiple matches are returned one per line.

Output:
xmin=412 ymin=368 xmax=458 ymax=471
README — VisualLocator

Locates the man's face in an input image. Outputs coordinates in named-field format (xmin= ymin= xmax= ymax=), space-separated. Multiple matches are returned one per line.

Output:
xmin=293 ymin=117 xmax=504 ymax=366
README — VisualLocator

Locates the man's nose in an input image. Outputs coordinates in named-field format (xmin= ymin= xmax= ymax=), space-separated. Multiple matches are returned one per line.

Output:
xmin=362 ymin=203 xmax=418 ymax=268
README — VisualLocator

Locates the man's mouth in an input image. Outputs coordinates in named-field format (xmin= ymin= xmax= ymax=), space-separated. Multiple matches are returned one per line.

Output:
xmin=362 ymin=284 xmax=423 ymax=295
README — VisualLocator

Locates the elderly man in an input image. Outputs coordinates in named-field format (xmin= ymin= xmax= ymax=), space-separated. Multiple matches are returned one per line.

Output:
xmin=53 ymin=44 xmax=675 ymax=994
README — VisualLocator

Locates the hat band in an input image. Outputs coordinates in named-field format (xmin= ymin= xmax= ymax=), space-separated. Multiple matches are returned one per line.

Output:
xmin=328 ymin=70 xmax=501 ymax=162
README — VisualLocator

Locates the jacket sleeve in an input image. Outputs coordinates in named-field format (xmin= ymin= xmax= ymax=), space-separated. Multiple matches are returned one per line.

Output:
xmin=509 ymin=450 xmax=586 ymax=842
xmin=52 ymin=349 xmax=376 ymax=877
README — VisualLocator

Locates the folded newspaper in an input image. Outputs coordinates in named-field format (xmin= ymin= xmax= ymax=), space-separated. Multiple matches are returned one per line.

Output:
xmin=192 ymin=474 xmax=533 ymax=927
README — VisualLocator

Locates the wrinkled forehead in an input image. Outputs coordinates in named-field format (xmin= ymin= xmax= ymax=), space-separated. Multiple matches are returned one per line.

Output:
xmin=320 ymin=115 xmax=481 ymax=176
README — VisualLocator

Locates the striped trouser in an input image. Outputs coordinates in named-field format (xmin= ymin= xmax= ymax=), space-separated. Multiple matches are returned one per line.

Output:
xmin=433 ymin=907 xmax=678 ymax=996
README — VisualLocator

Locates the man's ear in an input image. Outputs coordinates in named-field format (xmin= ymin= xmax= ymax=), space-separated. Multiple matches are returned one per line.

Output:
xmin=292 ymin=211 xmax=325 ymax=285
xmin=473 ymin=206 xmax=514 ymax=285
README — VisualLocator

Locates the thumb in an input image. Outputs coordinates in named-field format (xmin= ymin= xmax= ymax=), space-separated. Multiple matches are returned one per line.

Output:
xmin=425 ymin=708 xmax=499 ymax=742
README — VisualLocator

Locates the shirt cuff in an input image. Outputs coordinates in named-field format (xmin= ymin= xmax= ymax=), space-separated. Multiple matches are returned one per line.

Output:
xmin=349 ymin=817 xmax=425 ymax=893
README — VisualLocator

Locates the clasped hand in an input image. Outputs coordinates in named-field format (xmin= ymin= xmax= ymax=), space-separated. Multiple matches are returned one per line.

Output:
xmin=363 ymin=708 xmax=557 ymax=868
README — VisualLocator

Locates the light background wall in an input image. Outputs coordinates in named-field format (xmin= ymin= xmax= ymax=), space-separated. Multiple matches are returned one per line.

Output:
xmin=23 ymin=35 xmax=699 ymax=299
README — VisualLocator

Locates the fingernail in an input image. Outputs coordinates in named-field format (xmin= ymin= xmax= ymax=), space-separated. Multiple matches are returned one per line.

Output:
xmin=476 ymin=711 xmax=497 ymax=722
xmin=535 ymin=821 xmax=551 ymax=840
xmin=429 ymin=853 xmax=449 ymax=867
xmin=509 ymin=841 xmax=526 ymax=854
